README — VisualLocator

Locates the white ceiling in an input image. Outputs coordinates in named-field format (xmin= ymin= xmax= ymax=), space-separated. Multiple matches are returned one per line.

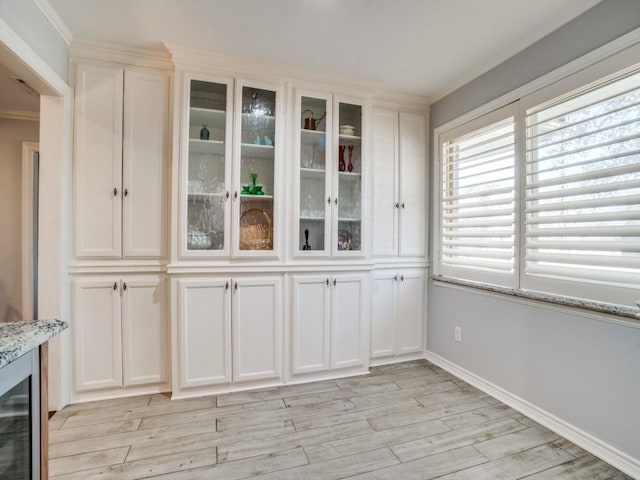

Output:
xmin=46 ymin=0 xmax=603 ymax=100
xmin=45 ymin=1 xmax=602 ymax=101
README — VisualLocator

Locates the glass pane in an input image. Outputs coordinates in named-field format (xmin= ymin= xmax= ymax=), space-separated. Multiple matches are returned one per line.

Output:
xmin=299 ymin=96 xmax=327 ymax=251
xmin=0 ymin=377 xmax=31 ymax=479
xmin=187 ymin=80 xmax=227 ymax=251
xmin=337 ymin=102 xmax=362 ymax=251
xmin=239 ymin=86 xmax=276 ymax=251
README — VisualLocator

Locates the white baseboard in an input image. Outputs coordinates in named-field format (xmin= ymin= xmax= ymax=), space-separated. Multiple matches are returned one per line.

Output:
xmin=424 ymin=350 xmax=640 ymax=479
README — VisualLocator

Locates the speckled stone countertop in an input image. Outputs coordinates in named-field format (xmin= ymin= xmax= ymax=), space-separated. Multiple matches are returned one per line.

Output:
xmin=0 ymin=319 xmax=67 ymax=369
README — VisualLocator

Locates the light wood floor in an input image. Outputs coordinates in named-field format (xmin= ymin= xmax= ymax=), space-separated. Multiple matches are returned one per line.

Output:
xmin=48 ymin=360 xmax=632 ymax=479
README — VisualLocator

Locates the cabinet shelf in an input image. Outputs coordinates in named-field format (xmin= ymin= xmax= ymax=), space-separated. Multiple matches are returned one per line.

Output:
xmin=241 ymin=112 xmax=275 ymax=123
xmin=300 ymin=216 xmax=325 ymax=221
xmin=301 ymin=167 xmax=326 ymax=178
xmin=240 ymin=143 xmax=275 ymax=159
xmin=188 ymin=192 xmax=225 ymax=201
xmin=338 ymin=217 xmax=361 ymax=222
xmin=301 ymin=129 xmax=326 ymax=146
xmin=189 ymin=139 xmax=225 ymax=155
xmin=338 ymin=171 xmax=361 ymax=179
xmin=338 ymin=134 xmax=361 ymax=146
xmin=240 ymin=194 xmax=274 ymax=200
xmin=190 ymin=107 xmax=226 ymax=129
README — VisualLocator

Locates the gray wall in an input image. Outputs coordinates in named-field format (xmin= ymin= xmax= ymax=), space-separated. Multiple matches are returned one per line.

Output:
xmin=0 ymin=0 xmax=69 ymax=82
xmin=428 ymin=0 xmax=640 ymax=462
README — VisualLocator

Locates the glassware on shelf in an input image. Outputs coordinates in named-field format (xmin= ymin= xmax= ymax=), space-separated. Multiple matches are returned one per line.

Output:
xmin=200 ymin=124 xmax=209 ymax=140
xmin=302 ymin=228 xmax=312 ymax=250
xmin=347 ymin=145 xmax=354 ymax=172
xmin=339 ymin=145 xmax=346 ymax=172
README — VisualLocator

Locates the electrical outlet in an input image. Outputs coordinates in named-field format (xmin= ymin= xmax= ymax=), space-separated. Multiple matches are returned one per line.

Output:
xmin=454 ymin=326 xmax=462 ymax=342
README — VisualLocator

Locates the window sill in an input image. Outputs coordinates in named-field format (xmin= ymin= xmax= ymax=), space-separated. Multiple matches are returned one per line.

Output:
xmin=431 ymin=275 xmax=640 ymax=325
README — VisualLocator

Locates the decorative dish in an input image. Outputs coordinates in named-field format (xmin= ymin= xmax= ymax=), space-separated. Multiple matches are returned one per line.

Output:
xmin=239 ymin=208 xmax=273 ymax=250
xmin=339 ymin=125 xmax=356 ymax=135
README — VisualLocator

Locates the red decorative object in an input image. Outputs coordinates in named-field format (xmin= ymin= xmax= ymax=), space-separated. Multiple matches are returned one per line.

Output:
xmin=347 ymin=145 xmax=354 ymax=172
xmin=339 ymin=145 xmax=346 ymax=172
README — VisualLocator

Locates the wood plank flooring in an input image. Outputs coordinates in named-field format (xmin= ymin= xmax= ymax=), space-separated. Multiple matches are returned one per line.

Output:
xmin=48 ymin=360 xmax=633 ymax=479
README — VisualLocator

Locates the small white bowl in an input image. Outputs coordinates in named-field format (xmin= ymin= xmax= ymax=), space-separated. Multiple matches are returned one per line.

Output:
xmin=339 ymin=125 xmax=356 ymax=135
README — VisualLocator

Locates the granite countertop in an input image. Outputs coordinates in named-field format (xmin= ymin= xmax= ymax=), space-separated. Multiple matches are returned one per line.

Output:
xmin=0 ymin=319 xmax=68 ymax=369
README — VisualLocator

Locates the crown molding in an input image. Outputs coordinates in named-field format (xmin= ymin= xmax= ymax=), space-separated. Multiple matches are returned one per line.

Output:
xmin=373 ymin=89 xmax=432 ymax=111
xmin=69 ymin=40 xmax=173 ymax=71
xmin=0 ymin=108 xmax=40 ymax=122
xmin=33 ymin=0 xmax=73 ymax=46
xmin=165 ymin=43 xmax=378 ymax=97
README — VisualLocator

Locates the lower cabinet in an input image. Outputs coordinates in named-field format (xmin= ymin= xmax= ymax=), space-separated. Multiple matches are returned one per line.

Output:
xmin=291 ymin=273 xmax=368 ymax=378
xmin=175 ymin=275 xmax=283 ymax=393
xmin=72 ymin=275 xmax=168 ymax=394
xmin=371 ymin=269 xmax=425 ymax=362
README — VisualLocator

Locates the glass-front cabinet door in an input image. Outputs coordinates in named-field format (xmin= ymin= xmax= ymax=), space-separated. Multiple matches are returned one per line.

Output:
xmin=294 ymin=92 xmax=364 ymax=257
xmin=335 ymin=100 xmax=363 ymax=254
xmin=233 ymin=80 xmax=282 ymax=257
xmin=183 ymin=76 xmax=233 ymax=257
xmin=181 ymin=75 xmax=282 ymax=259
xmin=296 ymin=92 xmax=332 ymax=255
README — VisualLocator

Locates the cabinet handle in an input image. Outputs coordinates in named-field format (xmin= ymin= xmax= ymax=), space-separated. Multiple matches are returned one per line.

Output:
xmin=327 ymin=196 xmax=331 ymax=205
xmin=124 ymin=188 xmax=129 ymax=198
xmin=113 ymin=282 xmax=118 ymax=291
xmin=123 ymin=282 xmax=127 ymax=291
xmin=400 ymin=275 xmax=405 ymax=282
xmin=395 ymin=202 xmax=399 ymax=209
xmin=394 ymin=275 xmax=398 ymax=282
xmin=326 ymin=278 xmax=329 ymax=286
xmin=234 ymin=282 xmax=238 ymax=291
xmin=333 ymin=278 xmax=337 ymax=286
xmin=234 ymin=191 xmax=238 ymax=199
xmin=226 ymin=191 xmax=230 ymax=199
xmin=334 ymin=198 xmax=338 ymax=205
xmin=401 ymin=202 xmax=405 ymax=209
xmin=113 ymin=187 xmax=118 ymax=197
xmin=225 ymin=281 xmax=229 ymax=291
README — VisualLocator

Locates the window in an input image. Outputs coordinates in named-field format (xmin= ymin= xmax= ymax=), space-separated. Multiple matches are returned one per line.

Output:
xmin=436 ymin=60 xmax=640 ymax=310
xmin=437 ymin=105 xmax=517 ymax=287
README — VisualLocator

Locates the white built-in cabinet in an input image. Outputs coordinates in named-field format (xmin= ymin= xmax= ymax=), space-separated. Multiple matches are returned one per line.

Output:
xmin=74 ymin=63 xmax=169 ymax=259
xmin=175 ymin=276 xmax=282 ymax=395
xmin=72 ymin=275 xmax=168 ymax=393
xmin=371 ymin=269 xmax=425 ymax=360
xmin=291 ymin=273 xmax=368 ymax=377
xmin=372 ymin=109 xmax=427 ymax=258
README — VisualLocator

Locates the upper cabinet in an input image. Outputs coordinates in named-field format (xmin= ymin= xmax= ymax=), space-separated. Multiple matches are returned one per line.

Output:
xmin=179 ymin=74 xmax=283 ymax=259
xmin=293 ymin=89 xmax=365 ymax=257
xmin=372 ymin=108 xmax=427 ymax=259
xmin=74 ymin=63 xmax=169 ymax=259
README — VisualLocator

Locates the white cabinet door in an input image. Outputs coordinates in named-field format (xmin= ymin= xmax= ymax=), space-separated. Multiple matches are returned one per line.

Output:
xmin=331 ymin=274 xmax=367 ymax=369
xmin=370 ymin=272 xmax=397 ymax=358
xmin=291 ymin=275 xmax=330 ymax=375
xmin=233 ymin=276 xmax=282 ymax=382
xmin=177 ymin=278 xmax=232 ymax=388
xmin=122 ymin=276 xmax=167 ymax=386
xmin=73 ymin=277 xmax=122 ymax=391
xmin=372 ymin=108 xmax=399 ymax=257
xmin=397 ymin=270 xmax=425 ymax=354
xmin=399 ymin=112 xmax=427 ymax=257
xmin=74 ymin=65 xmax=123 ymax=258
xmin=122 ymin=70 xmax=169 ymax=258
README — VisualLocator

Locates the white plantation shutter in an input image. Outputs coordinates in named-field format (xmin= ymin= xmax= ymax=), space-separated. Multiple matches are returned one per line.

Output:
xmin=524 ymin=67 xmax=640 ymax=302
xmin=438 ymin=106 xmax=517 ymax=287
